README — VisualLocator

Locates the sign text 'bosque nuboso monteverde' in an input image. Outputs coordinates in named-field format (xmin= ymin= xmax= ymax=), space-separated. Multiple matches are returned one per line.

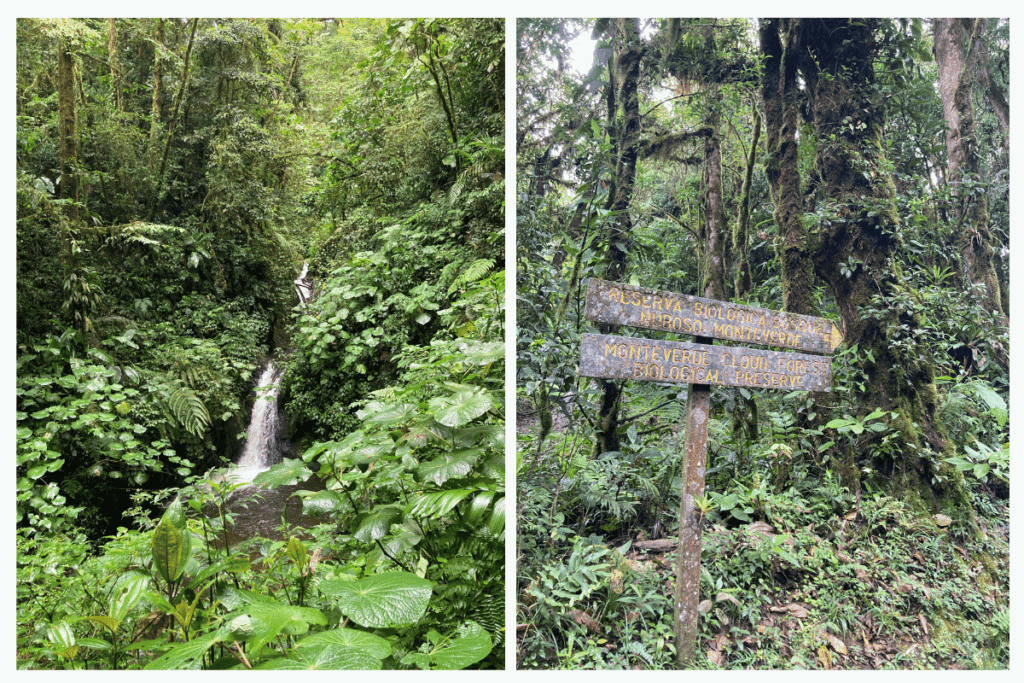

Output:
xmin=579 ymin=333 xmax=833 ymax=392
xmin=585 ymin=278 xmax=843 ymax=355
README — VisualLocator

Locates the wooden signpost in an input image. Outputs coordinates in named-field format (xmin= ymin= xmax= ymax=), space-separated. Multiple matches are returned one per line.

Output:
xmin=579 ymin=278 xmax=842 ymax=667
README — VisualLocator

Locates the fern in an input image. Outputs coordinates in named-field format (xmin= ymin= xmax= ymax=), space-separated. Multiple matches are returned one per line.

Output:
xmin=103 ymin=221 xmax=184 ymax=250
xmin=447 ymin=258 xmax=495 ymax=294
xmin=154 ymin=381 xmax=212 ymax=437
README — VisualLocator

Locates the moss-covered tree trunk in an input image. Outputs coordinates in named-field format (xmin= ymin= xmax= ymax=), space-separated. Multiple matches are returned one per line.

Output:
xmin=107 ymin=19 xmax=123 ymax=113
xmin=701 ymin=88 xmax=728 ymax=302
xmin=732 ymin=108 xmax=760 ymax=300
xmin=763 ymin=18 xmax=971 ymax=514
xmin=593 ymin=18 xmax=643 ymax=457
xmin=57 ymin=37 xmax=78 ymax=219
xmin=759 ymin=19 xmax=815 ymax=316
xmin=933 ymin=18 xmax=1006 ymax=324
xmin=150 ymin=18 xmax=165 ymax=155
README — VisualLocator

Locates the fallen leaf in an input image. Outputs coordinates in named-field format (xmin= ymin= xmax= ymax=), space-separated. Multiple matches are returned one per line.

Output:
xmin=707 ymin=647 xmax=724 ymax=667
xmin=716 ymin=591 xmax=742 ymax=607
xmin=823 ymin=631 xmax=848 ymax=656
xmin=770 ymin=602 xmax=810 ymax=619
xmin=933 ymin=514 xmax=952 ymax=527
xmin=919 ymin=614 xmax=929 ymax=635
xmin=565 ymin=609 xmax=601 ymax=634
xmin=817 ymin=645 xmax=832 ymax=669
xmin=697 ymin=600 xmax=712 ymax=614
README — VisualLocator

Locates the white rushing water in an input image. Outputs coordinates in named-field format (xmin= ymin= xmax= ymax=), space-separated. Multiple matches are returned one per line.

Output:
xmin=223 ymin=360 xmax=285 ymax=485
xmin=295 ymin=262 xmax=313 ymax=307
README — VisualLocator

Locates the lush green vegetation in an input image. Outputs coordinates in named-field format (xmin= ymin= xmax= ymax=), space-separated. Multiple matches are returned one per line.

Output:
xmin=516 ymin=18 xmax=1008 ymax=669
xmin=17 ymin=17 xmax=504 ymax=669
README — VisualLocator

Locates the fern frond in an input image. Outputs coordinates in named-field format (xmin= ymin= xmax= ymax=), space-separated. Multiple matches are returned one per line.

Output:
xmin=157 ymin=381 xmax=211 ymax=437
xmin=448 ymin=258 xmax=495 ymax=294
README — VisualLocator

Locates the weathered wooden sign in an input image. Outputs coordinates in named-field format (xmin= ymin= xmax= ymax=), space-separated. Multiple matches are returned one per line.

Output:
xmin=585 ymin=278 xmax=843 ymax=355
xmin=579 ymin=278 xmax=842 ymax=667
xmin=579 ymin=332 xmax=832 ymax=391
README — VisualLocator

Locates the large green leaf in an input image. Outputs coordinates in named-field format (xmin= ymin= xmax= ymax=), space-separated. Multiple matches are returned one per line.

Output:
xmin=353 ymin=505 xmax=402 ymax=542
xmin=109 ymin=571 xmax=148 ymax=623
xmin=297 ymin=489 xmax=343 ymax=516
xmin=319 ymin=572 xmax=433 ymax=628
xmin=416 ymin=449 xmax=480 ymax=486
xmin=404 ymin=489 xmax=473 ymax=520
xmin=243 ymin=601 xmax=329 ymax=656
xmin=84 ymin=614 xmax=120 ymax=634
xmin=152 ymin=517 xmax=190 ymax=585
xmin=254 ymin=644 xmax=382 ymax=670
xmin=432 ymin=389 xmax=493 ymax=428
xmin=144 ymin=629 xmax=227 ymax=669
xmin=363 ymin=402 xmax=419 ymax=427
xmin=487 ymin=496 xmax=506 ymax=539
xmin=252 ymin=628 xmax=395 ymax=669
xmin=401 ymin=621 xmax=492 ymax=669
xmin=300 ymin=628 xmax=391 ymax=659
xmin=163 ymin=496 xmax=187 ymax=529
xmin=253 ymin=459 xmax=312 ymax=488
xmin=459 ymin=340 xmax=504 ymax=366
xmin=287 ymin=537 xmax=308 ymax=568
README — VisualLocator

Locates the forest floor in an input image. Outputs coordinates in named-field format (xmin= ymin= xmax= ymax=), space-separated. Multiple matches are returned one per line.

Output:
xmin=515 ymin=407 xmax=1010 ymax=670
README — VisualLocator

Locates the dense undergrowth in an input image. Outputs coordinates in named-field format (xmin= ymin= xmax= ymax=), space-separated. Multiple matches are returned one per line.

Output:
xmin=516 ymin=375 xmax=1009 ymax=670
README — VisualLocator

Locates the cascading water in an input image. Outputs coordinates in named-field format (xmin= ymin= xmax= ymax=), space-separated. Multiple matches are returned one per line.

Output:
xmin=228 ymin=360 xmax=286 ymax=485
xmin=295 ymin=262 xmax=313 ymax=307
xmin=208 ymin=263 xmax=322 ymax=543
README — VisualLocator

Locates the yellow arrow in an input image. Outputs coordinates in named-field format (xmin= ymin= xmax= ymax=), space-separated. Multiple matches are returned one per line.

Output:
xmin=824 ymin=322 xmax=843 ymax=352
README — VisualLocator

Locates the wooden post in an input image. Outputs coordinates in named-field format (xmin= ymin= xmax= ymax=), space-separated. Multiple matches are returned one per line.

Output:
xmin=673 ymin=335 xmax=711 ymax=666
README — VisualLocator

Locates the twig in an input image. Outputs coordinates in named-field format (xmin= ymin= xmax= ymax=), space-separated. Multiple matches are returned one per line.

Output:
xmin=231 ymin=641 xmax=252 ymax=669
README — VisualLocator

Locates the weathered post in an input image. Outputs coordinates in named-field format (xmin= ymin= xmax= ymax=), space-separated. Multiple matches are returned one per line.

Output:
xmin=579 ymin=278 xmax=841 ymax=668
xmin=673 ymin=339 xmax=710 ymax=666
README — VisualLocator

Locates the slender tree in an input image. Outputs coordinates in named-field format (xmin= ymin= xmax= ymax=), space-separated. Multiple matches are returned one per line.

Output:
xmin=592 ymin=17 xmax=644 ymax=457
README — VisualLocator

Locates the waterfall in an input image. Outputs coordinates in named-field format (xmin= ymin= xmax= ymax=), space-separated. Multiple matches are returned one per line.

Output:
xmin=217 ymin=263 xmax=307 ymax=488
xmin=295 ymin=262 xmax=313 ymax=307
xmin=221 ymin=360 xmax=285 ymax=485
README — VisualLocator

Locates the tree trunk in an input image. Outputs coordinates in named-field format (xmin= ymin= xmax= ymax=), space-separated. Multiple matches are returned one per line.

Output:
xmin=150 ymin=18 xmax=165 ymax=154
xmin=108 ymin=19 xmax=123 ymax=112
xmin=701 ymin=89 xmax=728 ymax=302
xmin=593 ymin=18 xmax=643 ymax=457
xmin=150 ymin=18 xmax=199 ymax=221
xmin=763 ymin=18 xmax=971 ymax=514
xmin=57 ymin=36 xmax=78 ymax=220
xmin=732 ymin=108 xmax=760 ymax=299
xmin=760 ymin=19 xmax=815 ymax=317
xmin=933 ymin=18 xmax=1005 ymax=321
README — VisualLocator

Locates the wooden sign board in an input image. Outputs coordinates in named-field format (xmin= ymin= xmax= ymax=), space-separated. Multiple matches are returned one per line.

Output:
xmin=585 ymin=278 xmax=843 ymax=355
xmin=580 ymin=332 xmax=832 ymax=392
